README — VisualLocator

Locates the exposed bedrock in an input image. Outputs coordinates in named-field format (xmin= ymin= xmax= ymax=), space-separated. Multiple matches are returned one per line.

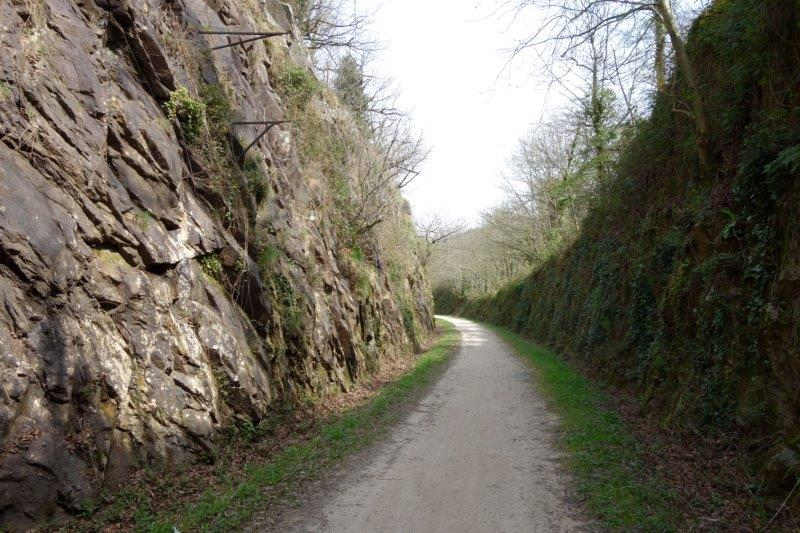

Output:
xmin=0 ymin=0 xmax=433 ymax=527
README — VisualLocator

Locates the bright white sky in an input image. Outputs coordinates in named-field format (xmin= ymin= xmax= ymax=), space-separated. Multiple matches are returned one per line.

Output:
xmin=358 ymin=0 xmax=552 ymax=226
xmin=355 ymin=0 xmax=710 ymax=227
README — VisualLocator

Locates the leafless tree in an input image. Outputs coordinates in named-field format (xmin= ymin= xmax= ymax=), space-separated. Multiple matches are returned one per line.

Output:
xmin=504 ymin=0 xmax=712 ymax=168
xmin=481 ymin=97 xmax=623 ymax=267
xmin=417 ymin=216 xmax=466 ymax=246
xmin=428 ymin=224 xmax=529 ymax=297
xmin=416 ymin=215 xmax=466 ymax=266
xmin=294 ymin=6 xmax=429 ymax=243
xmin=345 ymin=114 xmax=428 ymax=237
xmin=333 ymin=53 xmax=416 ymax=139
xmin=292 ymin=0 xmax=379 ymax=69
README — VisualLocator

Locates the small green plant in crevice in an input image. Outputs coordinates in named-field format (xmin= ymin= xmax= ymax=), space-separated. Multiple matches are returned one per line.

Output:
xmin=258 ymin=244 xmax=281 ymax=273
xmin=0 ymin=82 xmax=12 ymax=102
xmin=74 ymin=381 xmax=99 ymax=405
xmin=199 ymin=253 xmax=223 ymax=281
xmin=76 ymin=498 xmax=100 ymax=519
xmin=134 ymin=209 xmax=155 ymax=230
xmin=277 ymin=66 xmax=320 ymax=110
xmin=346 ymin=249 xmax=373 ymax=300
xmin=401 ymin=303 xmax=421 ymax=352
xmin=224 ymin=411 xmax=292 ymax=447
xmin=272 ymin=273 xmax=303 ymax=340
xmin=164 ymin=86 xmax=207 ymax=142
xmin=349 ymin=246 xmax=364 ymax=262
xmin=243 ymin=156 xmax=269 ymax=204
xmin=199 ymin=82 xmax=234 ymax=138
xmin=19 ymin=0 xmax=50 ymax=65
xmin=232 ymin=419 xmax=268 ymax=443
xmin=354 ymin=270 xmax=371 ymax=300
xmin=210 ymin=363 xmax=234 ymax=405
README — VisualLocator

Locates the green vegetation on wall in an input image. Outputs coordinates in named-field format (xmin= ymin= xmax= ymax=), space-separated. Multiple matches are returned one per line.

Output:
xmin=435 ymin=0 xmax=800 ymax=499
xmin=158 ymin=14 xmax=433 ymax=402
xmin=164 ymin=86 xmax=206 ymax=142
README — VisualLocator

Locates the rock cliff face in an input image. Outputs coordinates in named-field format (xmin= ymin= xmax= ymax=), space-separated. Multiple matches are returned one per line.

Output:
xmin=0 ymin=0 xmax=433 ymax=527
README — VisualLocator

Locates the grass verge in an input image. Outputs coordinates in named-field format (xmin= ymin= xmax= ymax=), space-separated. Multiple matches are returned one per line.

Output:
xmin=488 ymin=324 xmax=679 ymax=532
xmin=63 ymin=319 xmax=459 ymax=533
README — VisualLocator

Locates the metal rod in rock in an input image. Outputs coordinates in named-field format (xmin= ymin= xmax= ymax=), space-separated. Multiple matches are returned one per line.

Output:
xmin=235 ymin=121 xmax=291 ymax=160
xmin=233 ymin=121 xmax=292 ymax=126
xmin=207 ymin=32 xmax=290 ymax=51
xmin=198 ymin=30 xmax=289 ymax=36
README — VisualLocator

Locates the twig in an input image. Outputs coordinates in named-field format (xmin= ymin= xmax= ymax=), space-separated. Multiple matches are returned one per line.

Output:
xmin=763 ymin=476 xmax=800 ymax=532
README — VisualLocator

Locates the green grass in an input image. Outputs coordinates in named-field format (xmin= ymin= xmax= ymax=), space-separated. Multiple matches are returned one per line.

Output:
xmin=488 ymin=325 xmax=679 ymax=532
xmin=104 ymin=319 xmax=459 ymax=533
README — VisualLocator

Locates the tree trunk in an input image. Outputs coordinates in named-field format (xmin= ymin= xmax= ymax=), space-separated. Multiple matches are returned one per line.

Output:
xmin=654 ymin=16 xmax=667 ymax=91
xmin=590 ymin=36 xmax=606 ymax=182
xmin=655 ymin=0 xmax=711 ymax=173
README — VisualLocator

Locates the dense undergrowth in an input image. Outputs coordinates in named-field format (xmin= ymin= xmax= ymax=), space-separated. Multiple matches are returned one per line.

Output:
xmin=436 ymin=0 xmax=800 ymax=524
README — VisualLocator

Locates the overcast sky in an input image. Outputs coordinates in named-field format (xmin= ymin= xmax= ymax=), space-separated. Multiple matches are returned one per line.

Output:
xmin=352 ymin=0 xmax=712 ymax=227
xmin=357 ymin=0 xmax=553 ymax=227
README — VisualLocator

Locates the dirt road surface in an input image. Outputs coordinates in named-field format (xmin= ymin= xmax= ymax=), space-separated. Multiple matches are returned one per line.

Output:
xmin=272 ymin=317 xmax=588 ymax=532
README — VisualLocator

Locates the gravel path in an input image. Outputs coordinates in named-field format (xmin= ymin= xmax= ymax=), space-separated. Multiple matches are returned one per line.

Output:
xmin=273 ymin=317 xmax=588 ymax=532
